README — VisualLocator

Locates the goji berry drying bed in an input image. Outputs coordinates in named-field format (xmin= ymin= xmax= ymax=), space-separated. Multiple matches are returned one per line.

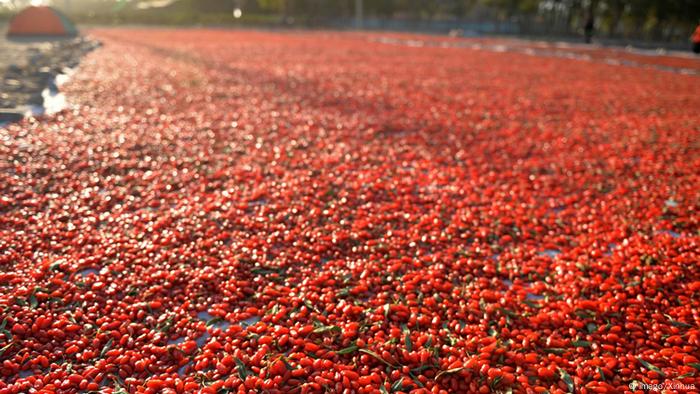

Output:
xmin=0 ymin=29 xmax=698 ymax=393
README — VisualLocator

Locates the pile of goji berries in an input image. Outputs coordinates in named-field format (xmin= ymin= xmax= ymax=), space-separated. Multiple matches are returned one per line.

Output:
xmin=0 ymin=29 xmax=698 ymax=393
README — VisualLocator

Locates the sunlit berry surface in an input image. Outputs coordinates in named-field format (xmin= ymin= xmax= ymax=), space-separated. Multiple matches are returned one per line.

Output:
xmin=1 ymin=29 xmax=699 ymax=393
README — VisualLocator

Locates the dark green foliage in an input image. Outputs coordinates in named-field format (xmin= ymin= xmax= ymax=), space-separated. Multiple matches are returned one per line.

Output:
xmin=2 ymin=0 xmax=695 ymax=42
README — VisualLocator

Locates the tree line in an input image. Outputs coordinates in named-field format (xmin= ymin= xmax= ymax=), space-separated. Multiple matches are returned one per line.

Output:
xmin=255 ymin=0 xmax=699 ymax=40
xmin=2 ymin=0 xmax=698 ymax=42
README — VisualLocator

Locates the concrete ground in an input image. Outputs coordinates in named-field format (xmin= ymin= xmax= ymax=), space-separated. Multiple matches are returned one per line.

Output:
xmin=0 ymin=23 xmax=98 ymax=122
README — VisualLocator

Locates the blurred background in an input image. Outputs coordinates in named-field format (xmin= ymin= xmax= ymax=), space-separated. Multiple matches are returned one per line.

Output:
xmin=0 ymin=0 xmax=699 ymax=47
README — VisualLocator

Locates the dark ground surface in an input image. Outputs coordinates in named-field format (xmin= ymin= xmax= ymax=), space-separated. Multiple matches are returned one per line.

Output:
xmin=0 ymin=24 xmax=98 ymax=122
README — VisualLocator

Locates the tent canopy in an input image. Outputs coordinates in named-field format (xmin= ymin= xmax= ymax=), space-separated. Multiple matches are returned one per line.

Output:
xmin=7 ymin=6 xmax=78 ymax=38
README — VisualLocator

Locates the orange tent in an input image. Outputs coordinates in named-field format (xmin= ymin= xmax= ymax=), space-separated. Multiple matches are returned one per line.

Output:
xmin=7 ymin=6 xmax=78 ymax=38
